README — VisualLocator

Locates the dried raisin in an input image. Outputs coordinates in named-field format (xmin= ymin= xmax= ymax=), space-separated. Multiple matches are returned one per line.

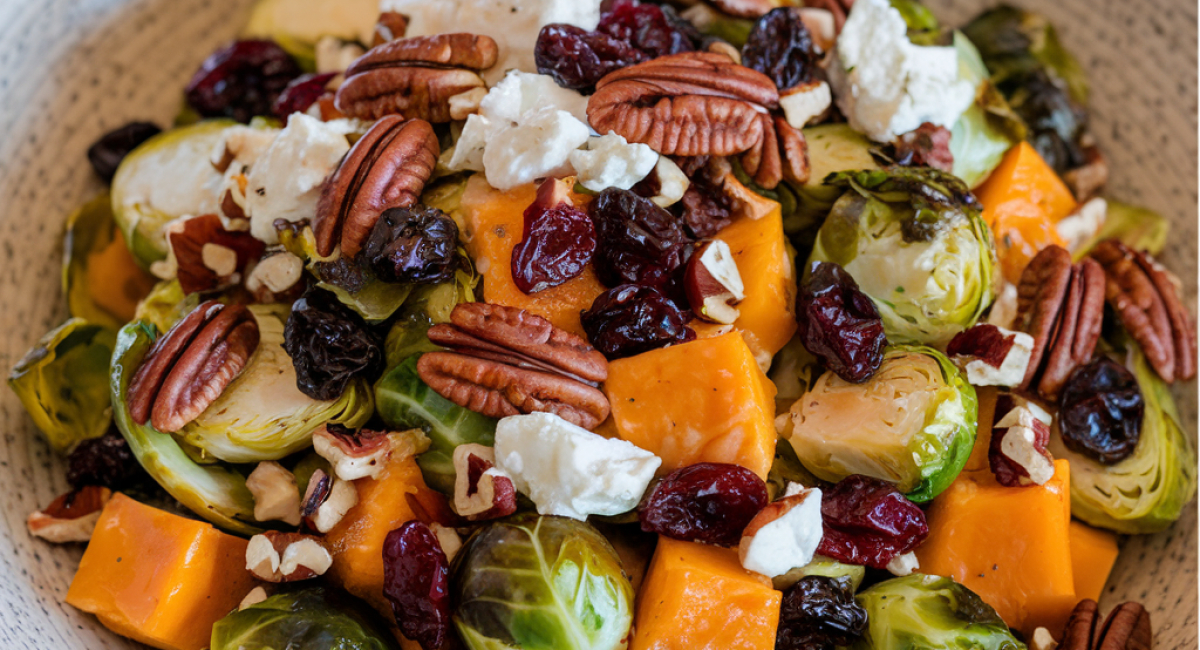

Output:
xmin=590 ymin=188 xmax=691 ymax=289
xmin=581 ymin=284 xmax=695 ymax=359
xmin=742 ymin=8 xmax=821 ymax=91
xmin=796 ymin=262 xmax=887 ymax=383
xmin=360 ymin=206 xmax=460 ymax=285
xmin=776 ymin=576 xmax=868 ymax=650
xmin=86 ymin=122 xmax=161 ymax=183
xmin=283 ymin=288 xmax=384 ymax=400
xmin=1059 ymin=357 xmax=1144 ymax=464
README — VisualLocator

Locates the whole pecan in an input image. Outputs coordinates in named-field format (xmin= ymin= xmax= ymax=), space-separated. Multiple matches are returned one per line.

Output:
xmin=1091 ymin=240 xmax=1197 ymax=383
xmin=128 ymin=301 xmax=260 ymax=432
xmin=417 ymin=303 xmax=611 ymax=430
xmin=336 ymin=33 xmax=498 ymax=122
xmin=587 ymin=52 xmax=808 ymax=189
xmin=314 ymin=116 xmax=439 ymax=258
xmin=1059 ymin=600 xmax=1152 ymax=650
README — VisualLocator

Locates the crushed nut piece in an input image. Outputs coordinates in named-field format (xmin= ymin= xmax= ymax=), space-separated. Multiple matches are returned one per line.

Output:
xmin=27 ymin=486 xmax=112 ymax=543
xmin=313 ymin=425 xmax=430 ymax=481
xmin=990 ymin=395 xmax=1055 ymax=487
xmin=430 ymin=522 xmax=463 ymax=562
xmin=947 ymin=324 xmax=1034 ymax=388
xmin=246 ymin=461 xmax=301 ymax=526
xmin=452 ymin=444 xmax=518 ymax=521
xmin=886 ymin=551 xmax=920 ymax=577
xmin=738 ymin=487 xmax=824 ymax=578
xmin=238 ymin=586 xmax=271 ymax=611
xmin=246 ymin=531 xmax=332 ymax=582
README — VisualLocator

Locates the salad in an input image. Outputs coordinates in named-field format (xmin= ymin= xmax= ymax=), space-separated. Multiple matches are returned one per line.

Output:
xmin=11 ymin=0 xmax=1196 ymax=649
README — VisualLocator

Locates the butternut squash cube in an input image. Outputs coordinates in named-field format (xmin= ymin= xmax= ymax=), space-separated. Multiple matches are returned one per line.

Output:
xmin=1069 ymin=520 xmax=1119 ymax=602
xmin=632 ymin=537 xmax=781 ymax=650
xmin=606 ymin=331 xmax=778 ymax=479
xmin=65 ymin=493 xmax=257 ymax=650
xmin=916 ymin=460 xmax=1076 ymax=637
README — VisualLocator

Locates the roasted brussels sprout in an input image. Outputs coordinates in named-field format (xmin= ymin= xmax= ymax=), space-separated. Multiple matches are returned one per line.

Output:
xmin=853 ymin=574 xmax=1025 ymax=650
xmin=62 ymin=193 xmax=157 ymax=329
xmin=808 ymin=168 xmax=997 ymax=345
xmin=9 ymin=319 xmax=116 ymax=453
xmin=774 ymin=555 xmax=867 ymax=593
xmin=950 ymin=33 xmax=1027 ymax=188
xmin=211 ymin=587 xmax=396 ymax=650
xmin=786 ymin=124 xmax=881 ymax=244
xmin=383 ymin=264 xmax=478 ymax=369
xmin=452 ymin=514 xmax=635 ymax=650
xmin=890 ymin=0 xmax=942 ymax=46
xmin=242 ymin=0 xmax=378 ymax=67
xmin=1050 ymin=337 xmax=1198 ymax=533
xmin=134 ymin=279 xmax=199 ymax=334
xmin=1074 ymin=201 xmax=1168 ymax=260
xmin=787 ymin=346 xmax=977 ymax=502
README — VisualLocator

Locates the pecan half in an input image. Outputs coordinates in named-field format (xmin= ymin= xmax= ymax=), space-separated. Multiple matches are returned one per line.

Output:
xmin=27 ymin=486 xmax=112 ymax=543
xmin=314 ymin=116 xmax=439 ymax=257
xmin=1091 ymin=240 xmax=1197 ymax=383
xmin=1059 ymin=599 xmax=1152 ymax=650
xmin=1037 ymin=258 xmax=1105 ymax=398
xmin=1060 ymin=600 xmax=1100 ymax=650
xmin=128 ymin=301 xmax=260 ymax=432
xmin=417 ymin=303 xmax=611 ymax=429
xmin=336 ymin=33 xmax=498 ymax=122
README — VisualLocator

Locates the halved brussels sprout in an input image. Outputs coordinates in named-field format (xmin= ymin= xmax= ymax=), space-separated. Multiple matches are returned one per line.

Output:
xmin=808 ymin=168 xmax=998 ymax=345
xmin=853 ymin=574 xmax=1025 ymax=650
xmin=1074 ymin=201 xmax=1168 ymax=260
xmin=452 ymin=514 xmax=634 ymax=650
xmin=211 ymin=587 xmax=396 ymax=650
xmin=9 ymin=319 xmax=116 ymax=453
xmin=177 ymin=305 xmax=373 ymax=463
xmin=134 ymin=279 xmax=199 ymax=334
xmin=375 ymin=355 xmax=496 ymax=493
xmin=787 ymin=124 xmax=881 ymax=242
xmin=243 ymin=0 xmax=379 ymax=67
xmin=1050 ymin=338 xmax=1198 ymax=533
xmin=951 ymin=33 xmax=1026 ymax=188
xmin=890 ymin=0 xmax=942 ymax=46
xmin=111 ymin=120 xmax=236 ymax=268
xmin=787 ymin=346 xmax=977 ymax=502
xmin=63 ymin=193 xmax=157 ymax=329
xmin=384 ymin=274 xmax=476 ymax=370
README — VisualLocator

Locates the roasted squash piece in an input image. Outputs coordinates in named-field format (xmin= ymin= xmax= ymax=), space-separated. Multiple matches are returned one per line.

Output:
xmin=606 ymin=331 xmax=777 ymax=479
xmin=1069 ymin=520 xmax=1119 ymax=602
xmin=632 ymin=537 xmax=781 ymax=650
xmin=65 ymin=493 xmax=257 ymax=650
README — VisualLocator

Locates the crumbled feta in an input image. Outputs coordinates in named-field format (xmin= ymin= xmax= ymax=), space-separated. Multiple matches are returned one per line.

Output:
xmin=493 ymin=413 xmax=661 ymax=520
xmin=482 ymin=107 xmax=591 ymax=190
xmin=960 ymin=327 xmax=1035 ymax=387
xmin=987 ymin=281 xmax=1019 ymax=329
xmin=780 ymin=81 xmax=832 ymax=129
xmin=480 ymin=70 xmax=590 ymax=126
xmin=244 ymin=114 xmax=358 ymax=243
xmin=739 ymin=488 xmax=824 ymax=578
xmin=886 ymin=551 xmax=920 ymax=576
xmin=381 ymin=0 xmax=602 ymax=85
xmin=570 ymin=133 xmax=658 ymax=192
xmin=1056 ymin=198 xmax=1107 ymax=253
xmin=827 ymin=0 xmax=975 ymax=142
xmin=315 ymin=35 xmax=365 ymax=74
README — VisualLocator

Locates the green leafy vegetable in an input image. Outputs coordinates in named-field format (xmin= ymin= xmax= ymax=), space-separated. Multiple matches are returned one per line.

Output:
xmin=890 ymin=0 xmax=942 ymax=46
xmin=211 ymin=587 xmax=396 ymax=650
xmin=384 ymin=265 xmax=478 ymax=370
xmin=62 ymin=193 xmax=156 ymax=329
xmin=134 ymin=279 xmax=199 ymax=334
xmin=1074 ymin=201 xmax=1168 ymax=259
xmin=853 ymin=574 xmax=1025 ymax=650
xmin=951 ymin=32 xmax=1027 ymax=188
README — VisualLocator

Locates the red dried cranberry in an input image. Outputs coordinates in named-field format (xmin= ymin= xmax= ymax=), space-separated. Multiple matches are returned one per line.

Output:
xmin=947 ymin=324 xmax=1016 ymax=369
xmin=382 ymin=521 xmax=451 ymax=650
xmin=511 ymin=200 xmax=596 ymax=294
xmin=272 ymin=72 xmax=337 ymax=121
xmin=679 ymin=173 xmax=734 ymax=239
xmin=598 ymin=0 xmax=698 ymax=59
xmin=590 ymin=188 xmax=690 ymax=289
xmin=816 ymin=474 xmax=928 ymax=569
xmin=1058 ymin=357 xmax=1144 ymax=464
xmin=796 ymin=262 xmax=887 ymax=383
xmin=638 ymin=462 xmax=768 ymax=547
xmin=66 ymin=430 xmax=147 ymax=490
xmin=893 ymin=123 xmax=955 ymax=172
xmin=283 ymin=288 xmax=384 ymax=400
xmin=742 ymin=8 xmax=822 ymax=91
xmin=360 ymin=206 xmax=460 ymax=285
xmin=185 ymin=40 xmax=302 ymax=123
xmin=87 ymin=122 xmax=161 ymax=182
xmin=581 ymin=284 xmax=695 ymax=359
xmin=776 ymin=576 xmax=868 ymax=650
xmin=535 ymin=24 xmax=647 ymax=92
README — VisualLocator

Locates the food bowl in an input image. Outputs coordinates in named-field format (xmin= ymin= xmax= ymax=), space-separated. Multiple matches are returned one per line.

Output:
xmin=0 ymin=0 xmax=1193 ymax=647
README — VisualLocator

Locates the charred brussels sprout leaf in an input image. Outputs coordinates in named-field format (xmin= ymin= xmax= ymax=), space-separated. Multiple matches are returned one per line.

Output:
xmin=853 ymin=574 xmax=1025 ymax=650
xmin=211 ymin=587 xmax=396 ymax=650
xmin=452 ymin=514 xmax=634 ymax=650
xmin=9 ymin=319 xmax=116 ymax=453
xmin=63 ymin=193 xmax=157 ymax=329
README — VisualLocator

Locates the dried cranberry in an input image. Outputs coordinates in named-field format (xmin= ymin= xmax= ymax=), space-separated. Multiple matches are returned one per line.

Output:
xmin=590 ymin=188 xmax=690 ymax=289
xmin=185 ymin=40 xmax=302 ymax=123
xmin=86 ymin=122 xmax=161 ymax=183
xmin=511 ymin=200 xmax=596 ymax=294
xmin=796 ymin=262 xmax=887 ymax=383
xmin=679 ymin=173 xmax=734 ymax=239
xmin=946 ymin=324 xmax=1016 ymax=369
xmin=272 ymin=72 xmax=337 ymax=121
xmin=283 ymin=288 xmax=384 ymax=400
xmin=742 ymin=8 xmax=822 ymax=91
xmin=638 ymin=462 xmax=768 ymax=547
xmin=598 ymin=0 xmax=698 ymax=59
xmin=1058 ymin=357 xmax=1144 ymax=464
xmin=582 ymin=284 xmax=695 ymax=359
xmin=360 ymin=206 xmax=460 ymax=285
xmin=66 ymin=430 xmax=147 ymax=490
xmin=892 ymin=123 xmax=955 ymax=172
xmin=535 ymin=24 xmax=647 ymax=92
xmin=382 ymin=521 xmax=452 ymax=650
xmin=776 ymin=576 xmax=869 ymax=650
xmin=817 ymin=475 xmax=928 ymax=569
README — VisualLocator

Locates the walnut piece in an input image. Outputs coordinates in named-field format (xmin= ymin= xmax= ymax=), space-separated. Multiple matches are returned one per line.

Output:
xmin=989 ymin=396 xmax=1055 ymax=487
xmin=301 ymin=468 xmax=359 ymax=533
xmin=312 ymin=424 xmax=430 ymax=481
xmin=246 ymin=461 xmax=301 ymax=526
xmin=246 ymin=531 xmax=333 ymax=583
xmin=27 ymin=486 xmax=112 ymax=543
xmin=451 ymin=443 xmax=517 ymax=521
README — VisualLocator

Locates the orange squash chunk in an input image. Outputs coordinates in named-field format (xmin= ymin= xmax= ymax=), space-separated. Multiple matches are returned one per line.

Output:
xmin=460 ymin=176 xmax=604 ymax=338
xmin=65 ymin=493 xmax=257 ymax=650
xmin=86 ymin=229 xmax=157 ymax=323
xmin=916 ymin=460 xmax=1076 ymax=637
xmin=1069 ymin=520 xmax=1120 ymax=602
xmin=606 ymin=331 xmax=777 ymax=479
xmin=632 ymin=537 xmax=781 ymax=650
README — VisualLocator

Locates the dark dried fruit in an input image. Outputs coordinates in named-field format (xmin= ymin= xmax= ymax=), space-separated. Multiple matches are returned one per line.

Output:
xmin=535 ymin=24 xmax=647 ymax=92
xmin=679 ymin=173 xmax=734 ymax=239
xmin=742 ymin=8 xmax=822 ymax=91
xmin=796 ymin=262 xmax=887 ymax=383
xmin=272 ymin=72 xmax=337 ymax=121
xmin=590 ymin=187 xmax=691 ymax=289
xmin=598 ymin=0 xmax=698 ymax=59
xmin=283 ymin=288 xmax=384 ymax=400
xmin=1059 ymin=357 xmax=1144 ymax=464
xmin=776 ymin=576 xmax=869 ymax=650
xmin=817 ymin=475 xmax=928 ymax=569
xmin=382 ymin=521 xmax=451 ymax=650
xmin=360 ymin=206 xmax=459 ymax=284
xmin=511 ymin=199 xmax=596 ymax=294
xmin=581 ymin=284 xmax=695 ymax=359
xmin=86 ymin=122 xmax=161 ymax=183
xmin=185 ymin=40 xmax=303 ymax=123
xmin=638 ymin=462 xmax=768 ymax=547
xmin=66 ymin=430 xmax=147 ymax=490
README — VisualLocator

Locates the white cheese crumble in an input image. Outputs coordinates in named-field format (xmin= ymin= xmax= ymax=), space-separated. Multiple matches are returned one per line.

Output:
xmin=570 ymin=133 xmax=658 ymax=192
xmin=739 ymin=488 xmax=824 ymax=578
xmin=493 ymin=412 xmax=661 ymax=520
xmin=886 ymin=552 xmax=920 ymax=576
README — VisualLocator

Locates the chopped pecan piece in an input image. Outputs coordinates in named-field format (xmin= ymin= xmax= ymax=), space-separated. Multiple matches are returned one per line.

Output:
xmin=989 ymin=395 xmax=1055 ymax=487
xmin=169 ymin=213 xmax=265 ymax=294
xmin=246 ymin=461 xmax=301 ymax=525
xmin=27 ymin=486 xmax=112 ymax=543
xmin=418 ymin=302 xmax=611 ymax=429
xmin=127 ymin=301 xmax=260 ymax=432
xmin=314 ymin=116 xmax=439 ymax=257
xmin=246 ymin=531 xmax=333 ymax=582
xmin=452 ymin=443 xmax=518 ymax=521
xmin=373 ymin=11 xmax=408 ymax=46
xmin=336 ymin=33 xmax=498 ymax=122
xmin=301 ymin=468 xmax=359 ymax=533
